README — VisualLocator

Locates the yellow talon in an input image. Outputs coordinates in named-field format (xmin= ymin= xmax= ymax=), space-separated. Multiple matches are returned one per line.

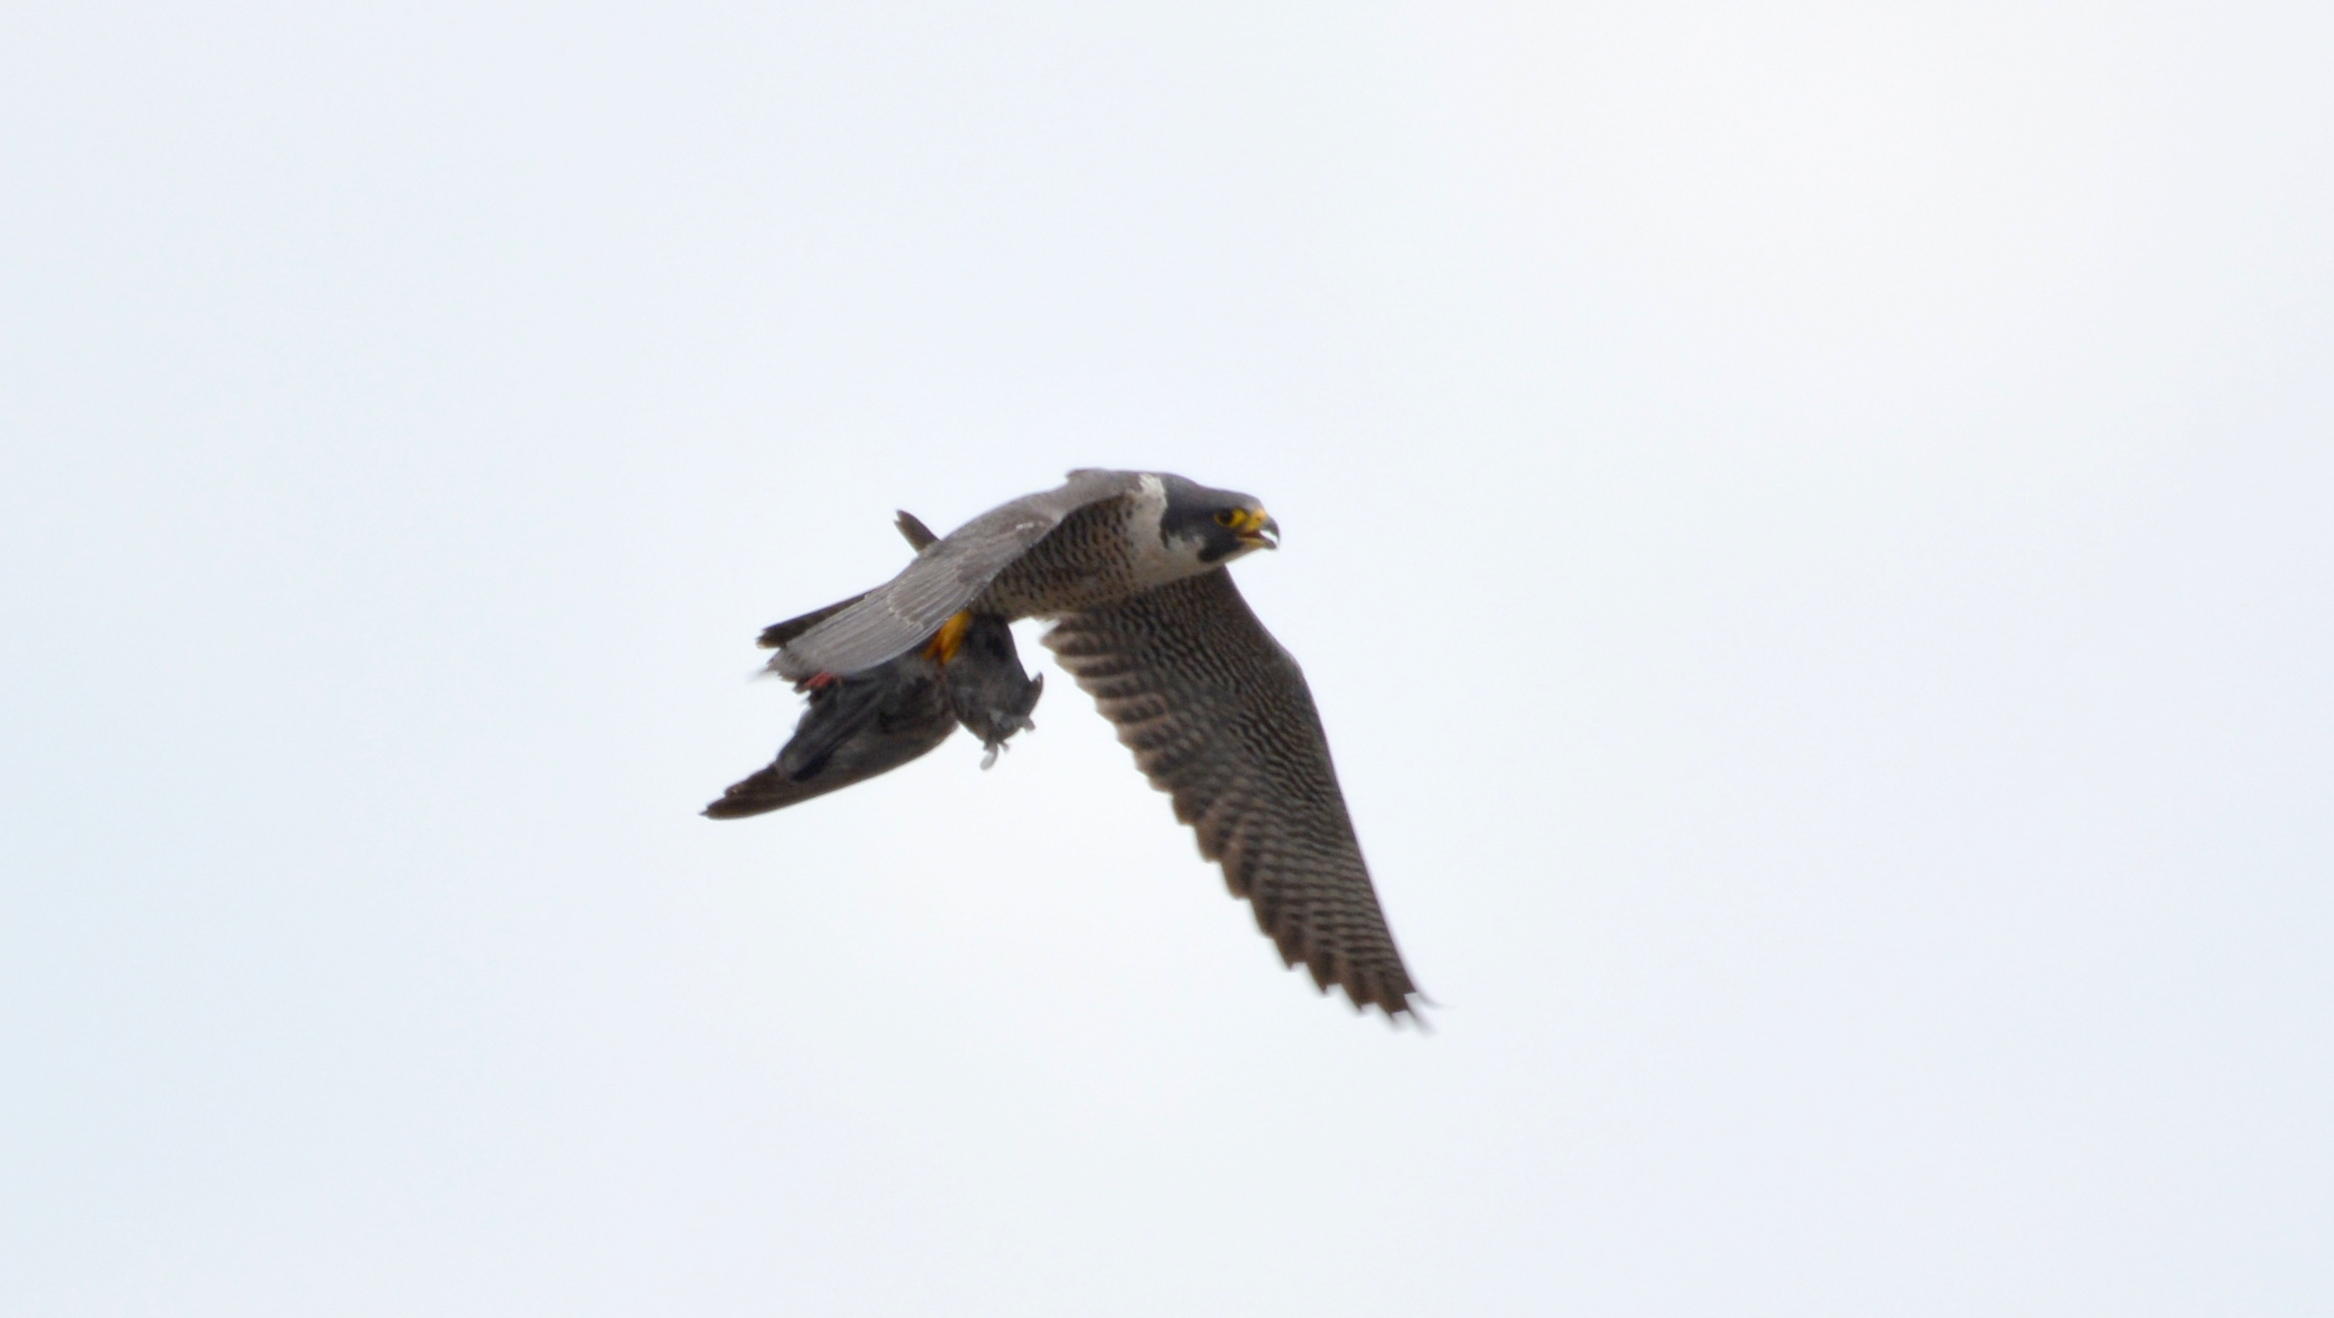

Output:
xmin=924 ymin=611 xmax=974 ymax=663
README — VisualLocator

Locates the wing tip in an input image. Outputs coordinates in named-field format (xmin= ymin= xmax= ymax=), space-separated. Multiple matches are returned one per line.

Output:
xmin=1324 ymin=973 xmax=1432 ymax=1028
xmin=895 ymin=510 xmax=938 ymax=550
xmin=1265 ymin=927 xmax=1427 ymax=1026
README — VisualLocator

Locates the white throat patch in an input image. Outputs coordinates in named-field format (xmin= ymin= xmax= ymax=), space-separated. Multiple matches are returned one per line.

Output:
xmin=1125 ymin=471 xmax=1203 ymax=586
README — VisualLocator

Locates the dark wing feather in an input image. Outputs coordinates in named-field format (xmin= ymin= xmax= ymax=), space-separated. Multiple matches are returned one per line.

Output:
xmin=703 ymin=654 xmax=955 ymax=818
xmin=757 ymin=594 xmax=866 ymax=650
xmin=894 ymin=510 xmax=940 ymax=550
xmin=1043 ymin=570 xmax=1420 ymax=1018
xmin=773 ymin=469 xmax=1137 ymax=680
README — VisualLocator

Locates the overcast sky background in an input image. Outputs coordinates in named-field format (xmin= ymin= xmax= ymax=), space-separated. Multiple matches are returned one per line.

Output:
xmin=4 ymin=3 xmax=2329 ymax=1314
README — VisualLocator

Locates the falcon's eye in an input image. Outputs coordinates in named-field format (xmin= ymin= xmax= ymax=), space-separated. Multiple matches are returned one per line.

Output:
xmin=1213 ymin=509 xmax=1241 ymax=527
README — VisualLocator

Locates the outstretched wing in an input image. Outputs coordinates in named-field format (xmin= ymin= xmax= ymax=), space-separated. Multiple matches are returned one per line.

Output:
xmin=1043 ymin=570 xmax=1420 ymax=1018
xmin=772 ymin=469 xmax=1137 ymax=680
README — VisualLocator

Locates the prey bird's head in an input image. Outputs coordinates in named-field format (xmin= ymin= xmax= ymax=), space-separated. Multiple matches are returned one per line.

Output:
xmin=1155 ymin=474 xmax=1279 ymax=565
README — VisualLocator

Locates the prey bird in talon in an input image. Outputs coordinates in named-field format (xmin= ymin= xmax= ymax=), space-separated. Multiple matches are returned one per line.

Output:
xmin=705 ymin=469 xmax=1422 ymax=1021
xmin=704 ymin=513 xmax=1040 ymax=815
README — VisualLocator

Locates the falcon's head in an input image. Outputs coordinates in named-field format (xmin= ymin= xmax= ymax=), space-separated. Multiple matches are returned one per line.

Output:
xmin=1156 ymin=474 xmax=1280 ymax=565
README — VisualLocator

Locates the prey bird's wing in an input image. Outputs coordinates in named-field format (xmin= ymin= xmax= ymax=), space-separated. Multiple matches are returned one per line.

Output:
xmin=1043 ymin=570 xmax=1420 ymax=1018
xmin=703 ymin=656 xmax=955 ymax=818
xmin=773 ymin=469 xmax=1136 ymax=680
xmin=894 ymin=510 xmax=940 ymax=551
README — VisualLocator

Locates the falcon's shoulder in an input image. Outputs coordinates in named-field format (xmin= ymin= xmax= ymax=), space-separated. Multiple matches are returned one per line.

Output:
xmin=773 ymin=470 xmax=1139 ymax=679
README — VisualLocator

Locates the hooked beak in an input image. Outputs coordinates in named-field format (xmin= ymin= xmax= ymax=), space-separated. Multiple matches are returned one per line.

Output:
xmin=1235 ymin=507 xmax=1279 ymax=550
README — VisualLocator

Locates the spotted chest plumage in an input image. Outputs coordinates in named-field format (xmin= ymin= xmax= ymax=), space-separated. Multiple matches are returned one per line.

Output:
xmin=971 ymin=496 xmax=1152 ymax=617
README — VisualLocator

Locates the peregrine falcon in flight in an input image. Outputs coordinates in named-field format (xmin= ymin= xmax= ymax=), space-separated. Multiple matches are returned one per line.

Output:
xmin=706 ymin=469 xmax=1422 ymax=1020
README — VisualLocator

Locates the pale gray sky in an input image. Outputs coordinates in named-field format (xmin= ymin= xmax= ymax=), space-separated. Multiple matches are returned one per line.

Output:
xmin=4 ymin=3 xmax=2328 ymax=1314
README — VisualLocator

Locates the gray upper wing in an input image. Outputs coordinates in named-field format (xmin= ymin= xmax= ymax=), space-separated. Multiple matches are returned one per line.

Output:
xmin=772 ymin=469 xmax=1137 ymax=680
xmin=1043 ymin=569 xmax=1421 ymax=1019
